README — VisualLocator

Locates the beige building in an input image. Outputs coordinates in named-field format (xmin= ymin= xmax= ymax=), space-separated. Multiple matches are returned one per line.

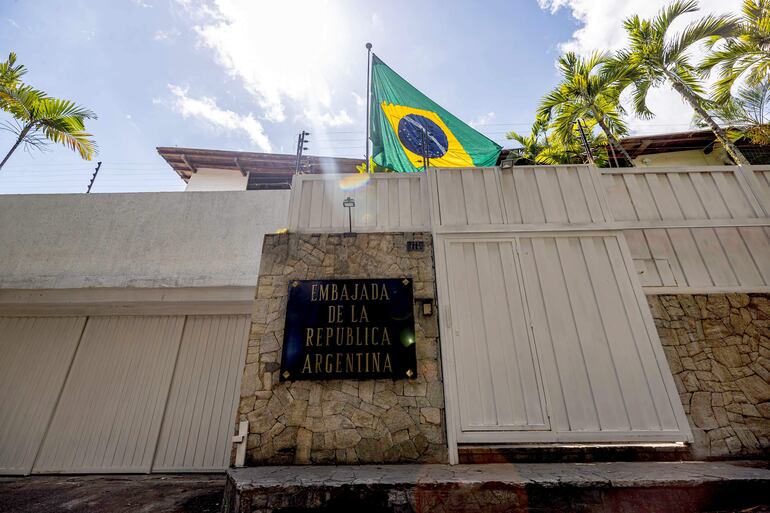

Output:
xmin=619 ymin=129 xmax=770 ymax=167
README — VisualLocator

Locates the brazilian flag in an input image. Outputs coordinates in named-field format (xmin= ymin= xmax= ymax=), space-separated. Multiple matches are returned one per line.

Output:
xmin=370 ymin=55 xmax=501 ymax=173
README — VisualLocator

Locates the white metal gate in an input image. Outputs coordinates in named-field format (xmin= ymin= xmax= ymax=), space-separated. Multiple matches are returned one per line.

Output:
xmin=0 ymin=314 xmax=249 ymax=475
xmin=443 ymin=238 xmax=549 ymax=437
xmin=437 ymin=233 xmax=691 ymax=448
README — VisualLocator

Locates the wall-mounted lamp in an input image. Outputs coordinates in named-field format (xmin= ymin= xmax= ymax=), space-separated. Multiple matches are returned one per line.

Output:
xmin=421 ymin=298 xmax=434 ymax=316
xmin=343 ymin=196 xmax=356 ymax=234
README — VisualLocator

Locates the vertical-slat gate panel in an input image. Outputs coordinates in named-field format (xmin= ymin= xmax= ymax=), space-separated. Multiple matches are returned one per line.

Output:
xmin=520 ymin=234 xmax=687 ymax=438
xmin=288 ymin=174 xmax=430 ymax=232
xmin=33 ymin=316 xmax=183 ymax=473
xmin=526 ymin=237 xmax=600 ymax=432
xmin=557 ymin=167 xmax=591 ymax=223
xmin=153 ymin=315 xmax=250 ymax=471
xmin=499 ymin=168 xmax=523 ymax=224
xmin=438 ymin=232 xmax=691 ymax=443
xmin=554 ymin=237 xmax=630 ymax=430
xmin=0 ymin=317 xmax=85 ymax=475
xmin=515 ymin=168 xmax=547 ymax=224
xmin=436 ymin=169 xmax=467 ymax=225
xmin=753 ymin=169 xmax=770 ymax=215
xmin=443 ymin=239 xmax=548 ymax=436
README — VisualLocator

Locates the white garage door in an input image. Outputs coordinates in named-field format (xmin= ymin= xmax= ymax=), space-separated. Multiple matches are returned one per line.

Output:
xmin=0 ymin=317 xmax=85 ymax=475
xmin=0 ymin=314 xmax=249 ymax=475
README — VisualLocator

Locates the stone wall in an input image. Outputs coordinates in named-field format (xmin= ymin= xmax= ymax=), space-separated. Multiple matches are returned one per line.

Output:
xmin=648 ymin=294 xmax=770 ymax=459
xmin=239 ymin=232 xmax=447 ymax=465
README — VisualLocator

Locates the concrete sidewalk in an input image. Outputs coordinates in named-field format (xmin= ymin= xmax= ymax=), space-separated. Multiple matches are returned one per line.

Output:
xmin=1 ymin=462 xmax=769 ymax=513
xmin=225 ymin=461 xmax=770 ymax=513
xmin=0 ymin=474 xmax=225 ymax=513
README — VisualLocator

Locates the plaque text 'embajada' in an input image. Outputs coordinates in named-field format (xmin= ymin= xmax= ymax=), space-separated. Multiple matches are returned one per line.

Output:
xmin=280 ymin=278 xmax=416 ymax=380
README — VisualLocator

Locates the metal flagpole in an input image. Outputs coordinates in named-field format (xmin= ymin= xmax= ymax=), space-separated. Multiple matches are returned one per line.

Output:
xmin=365 ymin=43 xmax=372 ymax=173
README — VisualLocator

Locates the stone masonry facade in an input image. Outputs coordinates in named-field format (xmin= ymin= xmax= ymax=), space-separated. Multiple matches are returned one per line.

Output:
xmin=648 ymin=294 xmax=770 ymax=459
xmin=239 ymin=232 xmax=447 ymax=465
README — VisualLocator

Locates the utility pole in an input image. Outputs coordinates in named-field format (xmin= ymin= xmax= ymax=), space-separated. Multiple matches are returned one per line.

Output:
xmin=295 ymin=131 xmax=310 ymax=173
xmin=575 ymin=119 xmax=595 ymax=166
xmin=87 ymin=161 xmax=102 ymax=193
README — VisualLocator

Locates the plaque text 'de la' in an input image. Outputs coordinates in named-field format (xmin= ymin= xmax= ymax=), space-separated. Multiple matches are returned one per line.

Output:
xmin=280 ymin=278 xmax=417 ymax=380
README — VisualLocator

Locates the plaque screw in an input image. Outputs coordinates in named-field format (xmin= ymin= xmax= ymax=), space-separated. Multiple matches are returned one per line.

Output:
xmin=402 ymin=278 xmax=410 ymax=286
xmin=405 ymin=369 xmax=414 ymax=378
xmin=291 ymin=281 xmax=299 ymax=288
xmin=282 ymin=371 xmax=290 ymax=379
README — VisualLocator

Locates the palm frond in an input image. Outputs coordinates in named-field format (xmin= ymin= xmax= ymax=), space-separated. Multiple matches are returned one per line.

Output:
xmin=41 ymin=124 xmax=96 ymax=160
xmin=666 ymin=14 xmax=739 ymax=62
xmin=654 ymin=0 xmax=700 ymax=36
xmin=631 ymin=78 xmax=655 ymax=118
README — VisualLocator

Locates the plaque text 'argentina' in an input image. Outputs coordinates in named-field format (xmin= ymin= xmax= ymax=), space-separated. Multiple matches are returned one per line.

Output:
xmin=280 ymin=278 xmax=416 ymax=380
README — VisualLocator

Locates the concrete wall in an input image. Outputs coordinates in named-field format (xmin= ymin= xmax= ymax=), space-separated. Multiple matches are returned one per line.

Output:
xmin=0 ymin=190 xmax=290 ymax=289
xmin=649 ymin=294 xmax=770 ymax=459
xmin=186 ymin=168 xmax=248 ymax=191
xmin=240 ymin=232 xmax=447 ymax=465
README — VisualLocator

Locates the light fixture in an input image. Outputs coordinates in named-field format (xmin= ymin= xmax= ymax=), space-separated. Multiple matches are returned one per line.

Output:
xmin=343 ymin=196 xmax=356 ymax=234
xmin=421 ymin=298 xmax=434 ymax=316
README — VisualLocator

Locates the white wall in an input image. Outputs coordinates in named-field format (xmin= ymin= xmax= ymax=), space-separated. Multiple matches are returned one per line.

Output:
xmin=633 ymin=149 xmax=730 ymax=167
xmin=0 ymin=190 xmax=290 ymax=289
xmin=186 ymin=168 xmax=248 ymax=191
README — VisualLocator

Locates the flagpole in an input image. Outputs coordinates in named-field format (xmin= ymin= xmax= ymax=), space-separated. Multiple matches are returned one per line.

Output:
xmin=365 ymin=42 xmax=372 ymax=173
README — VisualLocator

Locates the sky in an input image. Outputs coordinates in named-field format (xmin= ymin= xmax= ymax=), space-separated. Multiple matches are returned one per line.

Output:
xmin=0 ymin=0 xmax=742 ymax=194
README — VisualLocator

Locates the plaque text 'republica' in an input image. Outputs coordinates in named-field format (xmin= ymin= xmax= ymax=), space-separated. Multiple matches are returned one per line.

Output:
xmin=280 ymin=279 xmax=417 ymax=380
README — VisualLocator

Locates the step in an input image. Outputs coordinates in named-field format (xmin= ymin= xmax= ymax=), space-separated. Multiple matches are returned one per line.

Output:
xmin=223 ymin=461 xmax=770 ymax=513
xmin=458 ymin=442 xmax=692 ymax=463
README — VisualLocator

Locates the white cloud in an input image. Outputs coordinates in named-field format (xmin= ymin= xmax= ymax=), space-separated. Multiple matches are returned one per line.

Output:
xmin=351 ymin=92 xmax=365 ymax=109
xmin=469 ymin=111 xmax=496 ymax=128
xmin=132 ymin=0 xmax=152 ymax=7
xmin=538 ymin=0 xmax=743 ymax=135
xmin=6 ymin=18 xmax=19 ymax=29
xmin=304 ymin=109 xmax=353 ymax=127
xmin=371 ymin=13 xmax=383 ymax=31
xmin=180 ymin=0 xmax=354 ymax=125
xmin=167 ymin=84 xmax=272 ymax=152
xmin=154 ymin=29 xmax=180 ymax=41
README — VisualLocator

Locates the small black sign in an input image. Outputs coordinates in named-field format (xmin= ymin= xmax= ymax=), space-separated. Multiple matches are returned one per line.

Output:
xmin=406 ymin=240 xmax=424 ymax=252
xmin=280 ymin=278 xmax=416 ymax=381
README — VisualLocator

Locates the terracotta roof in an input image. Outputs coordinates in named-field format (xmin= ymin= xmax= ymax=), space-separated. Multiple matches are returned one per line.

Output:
xmin=157 ymin=147 xmax=362 ymax=189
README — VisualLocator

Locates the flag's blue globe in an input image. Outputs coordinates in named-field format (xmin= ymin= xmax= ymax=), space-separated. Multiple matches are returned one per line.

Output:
xmin=397 ymin=114 xmax=448 ymax=158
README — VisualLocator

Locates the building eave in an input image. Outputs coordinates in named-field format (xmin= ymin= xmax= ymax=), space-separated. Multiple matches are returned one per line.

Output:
xmin=157 ymin=147 xmax=362 ymax=189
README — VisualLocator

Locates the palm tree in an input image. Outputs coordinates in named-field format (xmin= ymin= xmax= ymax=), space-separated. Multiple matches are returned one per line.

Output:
xmin=0 ymin=91 xmax=97 ymax=170
xmin=606 ymin=0 xmax=749 ymax=165
xmin=693 ymin=81 xmax=770 ymax=145
xmin=538 ymin=52 xmax=635 ymax=165
xmin=0 ymin=53 xmax=27 ymax=110
xmin=0 ymin=53 xmax=96 ymax=171
xmin=701 ymin=0 xmax=770 ymax=105
xmin=506 ymin=117 xmax=549 ymax=164
xmin=506 ymin=117 xmax=609 ymax=166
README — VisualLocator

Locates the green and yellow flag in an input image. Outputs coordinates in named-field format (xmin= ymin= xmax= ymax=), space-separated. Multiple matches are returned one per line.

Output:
xmin=370 ymin=55 xmax=501 ymax=173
